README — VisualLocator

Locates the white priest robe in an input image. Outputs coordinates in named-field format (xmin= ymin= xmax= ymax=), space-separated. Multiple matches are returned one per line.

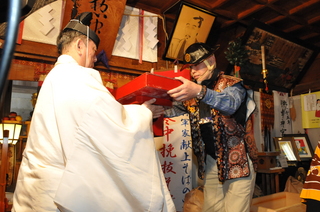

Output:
xmin=12 ymin=55 xmax=176 ymax=212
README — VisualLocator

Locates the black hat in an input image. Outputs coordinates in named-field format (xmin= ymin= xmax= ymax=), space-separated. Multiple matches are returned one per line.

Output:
xmin=63 ymin=12 xmax=100 ymax=48
xmin=183 ymin=42 xmax=220 ymax=65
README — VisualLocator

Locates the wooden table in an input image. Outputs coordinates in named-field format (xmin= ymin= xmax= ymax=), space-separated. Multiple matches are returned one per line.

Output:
xmin=257 ymin=168 xmax=285 ymax=195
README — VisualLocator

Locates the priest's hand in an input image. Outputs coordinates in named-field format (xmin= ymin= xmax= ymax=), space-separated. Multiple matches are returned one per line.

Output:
xmin=142 ymin=98 xmax=164 ymax=119
xmin=167 ymin=77 xmax=202 ymax=102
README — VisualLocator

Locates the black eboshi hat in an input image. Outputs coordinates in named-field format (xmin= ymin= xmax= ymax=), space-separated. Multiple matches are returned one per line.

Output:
xmin=63 ymin=12 xmax=100 ymax=48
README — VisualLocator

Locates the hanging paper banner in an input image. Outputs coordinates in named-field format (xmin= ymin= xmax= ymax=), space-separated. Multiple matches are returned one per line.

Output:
xmin=273 ymin=91 xmax=292 ymax=136
xmin=112 ymin=6 xmax=158 ymax=62
xmin=159 ymin=114 xmax=192 ymax=211
xmin=22 ymin=0 xmax=64 ymax=45
xmin=301 ymin=91 xmax=320 ymax=128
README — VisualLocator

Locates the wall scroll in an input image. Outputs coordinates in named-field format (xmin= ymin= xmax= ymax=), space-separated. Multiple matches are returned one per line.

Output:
xmin=163 ymin=1 xmax=217 ymax=62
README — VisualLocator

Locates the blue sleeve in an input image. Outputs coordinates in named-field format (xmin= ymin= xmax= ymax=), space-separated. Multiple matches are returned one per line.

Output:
xmin=164 ymin=101 xmax=187 ymax=118
xmin=201 ymin=83 xmax=246 ymax=115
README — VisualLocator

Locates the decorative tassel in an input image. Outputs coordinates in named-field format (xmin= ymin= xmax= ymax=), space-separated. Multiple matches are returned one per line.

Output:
xmin=95 ymin=50 xmax=110 ymax=69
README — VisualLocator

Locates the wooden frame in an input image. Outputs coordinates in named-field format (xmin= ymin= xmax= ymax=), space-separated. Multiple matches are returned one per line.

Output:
xmin=284 ymin=134 xmax=314 ymax=160
xmin=231 ymin=20 xmax=319 ymax=92
xmin=0 ymin=144 xmax=16 ymax=186
xmin=273 ymin=137 xmax=300 ymax=161
xmin=163 ymin=1 xmax=217 ymax=62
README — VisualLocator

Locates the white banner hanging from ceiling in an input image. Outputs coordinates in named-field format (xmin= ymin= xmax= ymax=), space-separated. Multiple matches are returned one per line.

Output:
xmin=22 ymin=0 xmax=64 ymax=45
xmin=112 ymin=6 xmax=158 ymax=63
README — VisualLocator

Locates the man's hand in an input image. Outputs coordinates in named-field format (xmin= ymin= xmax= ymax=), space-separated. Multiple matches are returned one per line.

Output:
xmin=167 ymin=76 xmax=202 ymax=101
xmin=142 ymin=98 xmax=164 ymax=119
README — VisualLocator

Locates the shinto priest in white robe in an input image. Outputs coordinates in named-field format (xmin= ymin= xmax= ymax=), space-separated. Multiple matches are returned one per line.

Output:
xmin=12 ymin=55 xmax=176 ymax=212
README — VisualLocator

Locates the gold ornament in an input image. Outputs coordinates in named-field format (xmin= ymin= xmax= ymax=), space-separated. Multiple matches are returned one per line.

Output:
xmin=265 ymin=98 xmax=272 ymax=109
xmin=185 ymin=53 xmax=191 ymax=62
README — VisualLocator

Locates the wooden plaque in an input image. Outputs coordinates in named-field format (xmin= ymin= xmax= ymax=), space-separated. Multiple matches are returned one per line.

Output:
xmin=61 ymin=0 xmax=126 ymax=59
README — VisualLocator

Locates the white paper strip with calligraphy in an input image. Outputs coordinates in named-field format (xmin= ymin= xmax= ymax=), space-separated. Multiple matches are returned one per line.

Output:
xmin=159 ymin=114 xmax=193 ymax=211
xmin=273 ymin=91 xmax=292 ymax=137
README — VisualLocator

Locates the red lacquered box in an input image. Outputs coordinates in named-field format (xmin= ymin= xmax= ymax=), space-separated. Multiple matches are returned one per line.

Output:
xmin=114 ymin=73 xmax=183 ymax=106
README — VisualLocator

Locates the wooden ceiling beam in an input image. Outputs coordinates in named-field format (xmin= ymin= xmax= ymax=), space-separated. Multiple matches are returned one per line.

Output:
xmin=267 ymin=4 xmax=308 ymax=26
xmin=265 ymin=15 xmax=286 ymax=24
xmin=199 ymin=0 xmax=233 ymax=10
xmin=213 ymin=9 xmax=238 ymax=20
xmin=309 ymin=16 xmax=320 ymax=24
xmin=300 ymin=33 xmax=319 ymax=40
xmin=220 ymin=19 xmax=238 ymax=28
xmin=289 ymin=0 xmax=319 ymax=15
xmin=293 ymin=80 xmax=320 ymax=95
xmin=237 ymin=5 xmax=264 ymax=20
xmin=283 ymin=24 xmax=304 ymax=33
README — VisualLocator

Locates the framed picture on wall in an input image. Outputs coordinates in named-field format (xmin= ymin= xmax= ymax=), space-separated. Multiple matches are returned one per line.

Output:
xmin=284 ymin=134 xmax=314 ymax=160
xmin=273 ymin=137 xmax=300 ymax=161
xmin=229 ymin=20 xmax=319 ymax=92
xmin=163 ymin=1 xmax=217 ymax=62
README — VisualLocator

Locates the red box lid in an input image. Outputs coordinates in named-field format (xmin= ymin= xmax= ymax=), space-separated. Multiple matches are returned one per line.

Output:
xmin=154 ymin=69 xmax=191 ymax=80
xmin=114 ymin=73 xmax=183 ymax=106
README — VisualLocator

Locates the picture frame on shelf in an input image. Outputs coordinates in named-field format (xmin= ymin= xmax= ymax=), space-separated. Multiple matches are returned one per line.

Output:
xmin=162 ymin=1 xmax=217 ymax=62
xmin=284 ymin=134 xmax=314 ymax=160
xmin=273 ymin=137 xmax=300 ymax=161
